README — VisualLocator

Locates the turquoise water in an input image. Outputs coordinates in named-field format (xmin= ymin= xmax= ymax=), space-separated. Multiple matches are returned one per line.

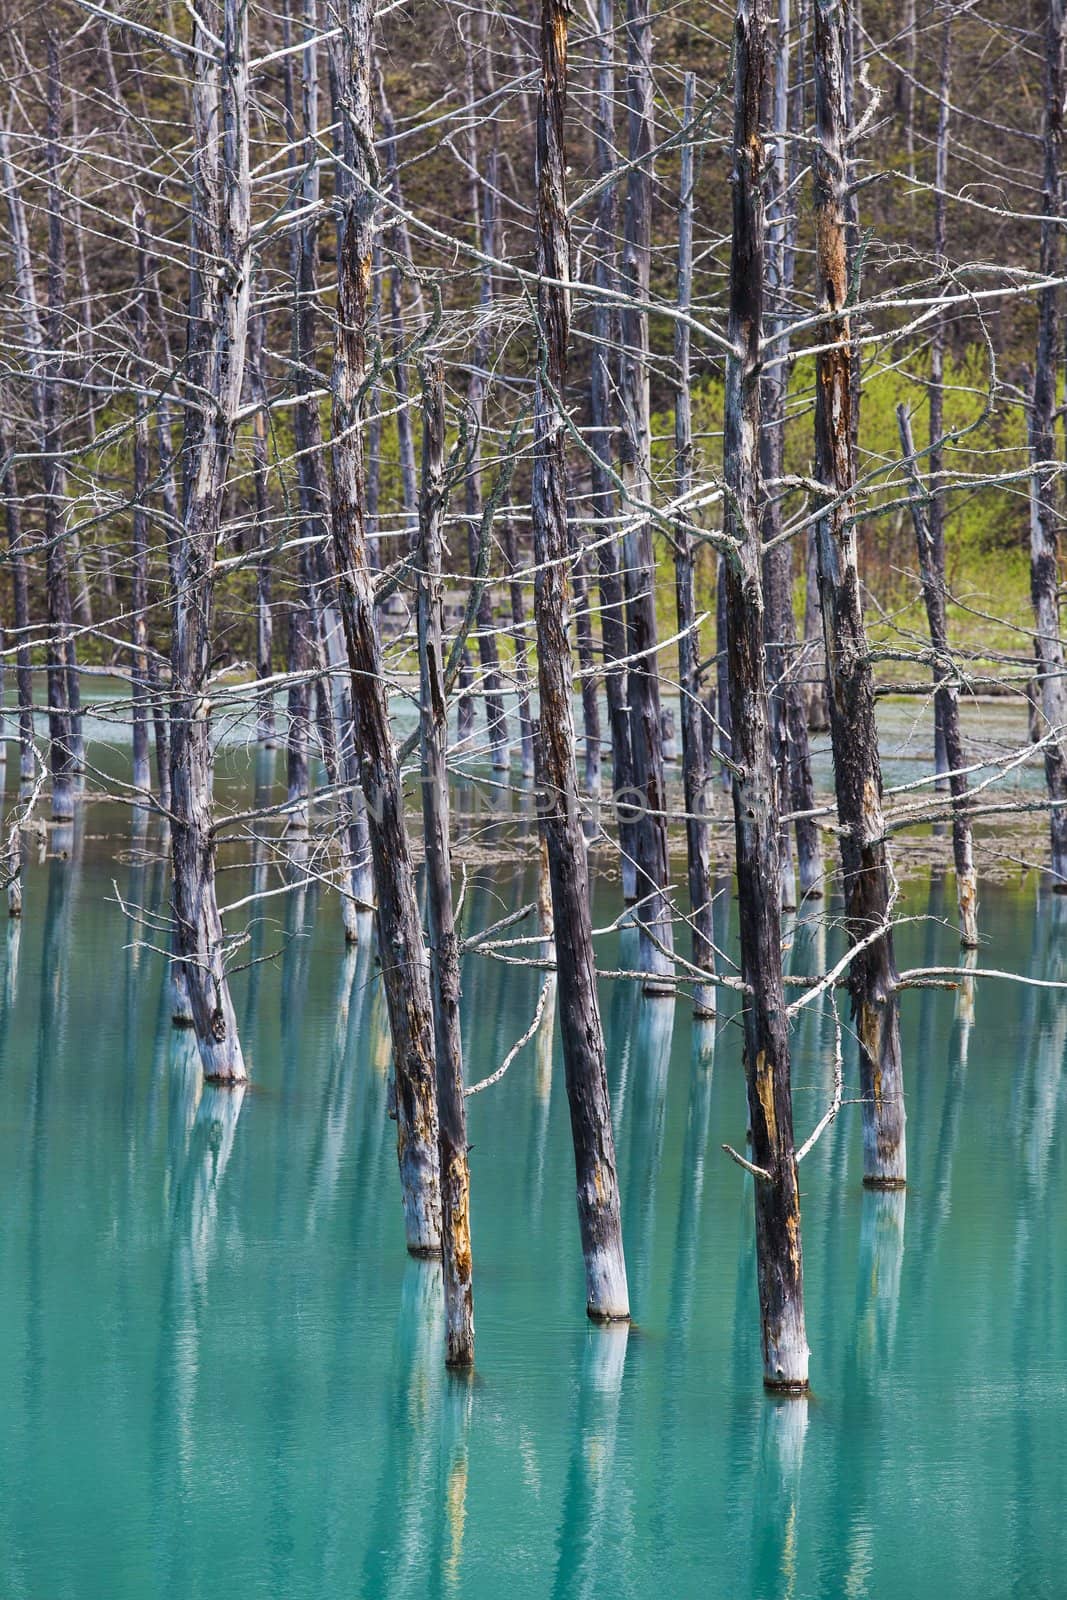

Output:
xmin=0 ymin=773 xmax=1063 ymax=1596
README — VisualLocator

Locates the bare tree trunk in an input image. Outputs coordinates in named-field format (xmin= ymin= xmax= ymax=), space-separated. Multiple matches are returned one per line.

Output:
xmin=502 ymin=518 xmax=535 ymax=780
xmin=1030 ymin=0 xmax=1067 ymax=888
xmin=929 ymin=14 xmax=952 ymax=791
xmin=329 ymin=0 xmax=441 ymax=1254
xmin=168 ymin=0 xmax=249 ymax=1084
xmin=715 ymin=557 xmax=733 ymax=788
xmin=897 ymin=406 xmax=978 ymax=946
xmin=570 ymin=510 xmax=602 ymax=797
xmin=673 ymin=74 xmax=715 ymax=1018
xmin=131 ymin=211 xmax=153 ymax=803
xmin=619 ymin=0 xmax=673 ymax=990
xmin=417 ymin=362 xmax=474 ymax=1367
xmin=533 ymin=0 xmax=629 ymax=1322
xmin=723 ymin=0 xmax=809 ymax=1392
xmin=590 ymin=0 xmax=637 ymax=896
xmin=762 ymin=0 xmax=823 ymax=902
xmin=812 ymin=0 xmax=905 ymax=1186
xmin=247 ymin=290 xmax=276 ymax=747
xmin=0 ymin=425 xmax=36 ymax=782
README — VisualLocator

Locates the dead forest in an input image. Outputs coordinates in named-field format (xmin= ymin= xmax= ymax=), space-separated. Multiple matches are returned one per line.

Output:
xmin=2 ymin=0 xmax=1067 ymax=1393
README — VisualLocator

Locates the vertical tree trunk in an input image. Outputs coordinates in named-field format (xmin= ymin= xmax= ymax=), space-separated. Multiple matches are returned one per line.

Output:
xmin=329 ymin=0 xmax=441 ymax=1254
xmin=589 ymin=0 xmax=637 ymax=895
xmin=0 ymin=426 xmax=36 ymax=782
xmin=168 ymin=0 xmax=249 ymax=1083
xmin=761 ymin=0 xmax=823 ymax=902
xmin=131 ymin=210 xmax=153 ymax=803
xmin=247 ymin=289 xmax=276 ymax=748
xmin=570 ymin=511 xmax=602 ymax=797
xmin=533 ymin=0 xmax=629 ymax=1322
xmin=502 ymin=518 xmax=535 ymax=780
xmin=417 ymin=362 xmax=474 ymax=1368
xmin=620 ymin=0 xmax=674 ymax=988
xmin=897 ymin=405 xmax=978 ymax=946
xmin=929 ymin=14 xmax=952 ymax=791
xmin=812 ymin=0 xmax=905 ymax=1185
xmin=1030 ymin=0 xmax=1067 ymax=888
xmin=673 ymin=73 xmax=716 ymax=1018
xmin=723 ymin=0 xmax=809 ymax=1392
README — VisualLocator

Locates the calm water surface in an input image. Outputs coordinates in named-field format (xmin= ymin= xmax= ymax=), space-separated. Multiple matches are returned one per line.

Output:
xmin=0 ymin=758 xmax=1063 ymax=1597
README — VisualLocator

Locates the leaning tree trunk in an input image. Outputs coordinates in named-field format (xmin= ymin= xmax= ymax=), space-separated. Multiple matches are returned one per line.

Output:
xmin=417 ymin=362 xmax=474 ymax=1368
xmin=168 ymin=0 xmax=249 ymax=1083
xmin=761 ymin=0 xmax=823 ymax=902
xmin=898 ymin=406 xmax=978 ymax=946
xmin=673 ymin=73 xmax=716 ymax=1018
xmin=619 ymin=0 xmax=674 ymax=989
xmin=328 ymin=0 xmax=441 ymax=1255
xmin=1030 ymin=0 xmax=1067 ymax=888
xmin=723 ymin=0 xmax=809 ymax=1392
xmin=812 ymin=0 xmax=905 ymax=1185
xmin=533 ymin=0 xmax=629 ymax=1322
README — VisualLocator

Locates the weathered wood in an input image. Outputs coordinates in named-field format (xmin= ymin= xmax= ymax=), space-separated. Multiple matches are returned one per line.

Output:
xmin=329 ymin=0 xmax=441 ymax=1254
xmin=533 ymin=0 xmax=629 ymax=1322
xmin=0 ymin=423 xmax=36 ymax=782
xmin=417 ymin=363 xmax=474 ymax=1367
xmin=812 ymin=0 xmax=905 ymax=1185
xmin=897 ymin=406 xmax=978 ymax=947
xmin=620 ymin=0 xmax=674 ymax=987
xmin=1030 ymin=0 xmax=1067 ymax=888
xmin=673 ymin=74 xmax=716 ymax=1018
xmin=131 ymin=209 xmax=153 ymax=803
xmin=168 ymin=0 xmax=249 ymax=1083
xmin=761 ymin=0 xmax=823 ymax=902
xmin=502 ymin=518 xmax=535 ymax=780
xmin=723 ymin=0 xmax=809 ymax=1391
xmin=928 ymin=12 xmax=952 ymax=791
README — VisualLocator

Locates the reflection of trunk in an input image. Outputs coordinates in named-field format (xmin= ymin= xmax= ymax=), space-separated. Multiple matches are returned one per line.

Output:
xmin=813 ymin=0 xmax=905 ymax=1186
xmin=898 ymin=407 xmax=978 ymax=946
xmin=673 ymin=74 xmax=715 ymax=1017
xmin=169 ymin=0 xmax=249 ymax=1083
xmin=1029 ymin=0 xmax=1067 ymax=886
xmin=723 ymin=0 xmax=808 ymax=1391
xmin=532 ymin=0 xmax=629 ymax=1322
xmin=329 ymin=0 xmax=441 ymax=1255
xmin=417 ymin=366 xmax=474 ymax=1366
xmin=619 ymin=0 xmax=673 ymax=988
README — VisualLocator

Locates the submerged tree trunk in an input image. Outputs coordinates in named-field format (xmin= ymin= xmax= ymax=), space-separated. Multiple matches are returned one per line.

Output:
xmin=1030 ymin=0 xmax=1067 ymax=888
xmin=812 ymin=0 xmax=905 ymax=1185
xmin=168 ymin=0 xmax=249 ymax=1084
xmin=619 ymin=0 xmax=674 ymax=987
xmin=417 ymin=363 xmax=474 ymax=1368
xmin=897 ymin=406 xmax=977 ymax=946
xmin=673 ymin=74 xmax=715 ymax=1018
xmin=723 ymin=0 xmax=809 ymax=1392
xmin=329 ymin=0 xmax=441 ymax=1254
xmin=532 ymin=0 xmax=629 ymax=1322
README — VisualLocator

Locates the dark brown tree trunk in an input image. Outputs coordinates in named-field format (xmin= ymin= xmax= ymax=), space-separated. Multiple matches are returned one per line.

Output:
xmin=812 ymin=0 xmax=905 ymax=1185
xmin=417 ymin=362 xmax=474 ymax=1367
xmin=897 ymin=405 xmax=978 ymax=946
xmin=533 ymin=0 xmax=629 ymax=1322
xmin=929 ymin=14 xmax=952 ymax=792
xmin=1030 ymin=0 xmax=1067 ymax=888
xmin=673 ymin=73 xmax=716 ymax=1018
xmin=329 ymin=0 xmax=441 ymax=1254
xmin=723 ymin=0 xmax=809 ymax=1392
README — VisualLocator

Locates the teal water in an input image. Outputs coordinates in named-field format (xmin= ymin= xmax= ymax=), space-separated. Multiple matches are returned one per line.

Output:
xmin=0 ymin=777 xmax=1064 ymax=1596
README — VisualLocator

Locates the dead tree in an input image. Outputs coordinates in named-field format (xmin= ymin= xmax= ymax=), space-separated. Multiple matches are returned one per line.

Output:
xmin=762 ymin=0 xmax=823 ymax=902
xmin=247 ymin=290 xmax=276 ymax=747
xmin=417 ymin=362 xmax=474 ymax=1367
xmin=722 ymin=0 xmax=809 ymax=1391
xmin=619 ymin=0 xmax=674 ymax=989
xmin=502 ymin=518 xmax=535 ymax=779
xmin=328 ymin=0 xmax=441 ymax=1254
xmin=928 ymin=10 xmax=951 ymax=790
xmin=168 ymin=0 xmax=250 ymax=1083
xmin=131 ymin=210 xmax=153 ymax=803
xmin=812 ymin=0 xmax=905 ymax=1186
xmin=1029 ymin=0 xmax=1067 ymax=888
xmin=0 ymin=422 xmax=35 ymax=781
xmin=897 ymin=406 xmax=978 ymax=946
xmin=532 ymin=0 xmax=629 ymax=1322
xmin=673 ymin=73 xmax=716 ymax=1018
